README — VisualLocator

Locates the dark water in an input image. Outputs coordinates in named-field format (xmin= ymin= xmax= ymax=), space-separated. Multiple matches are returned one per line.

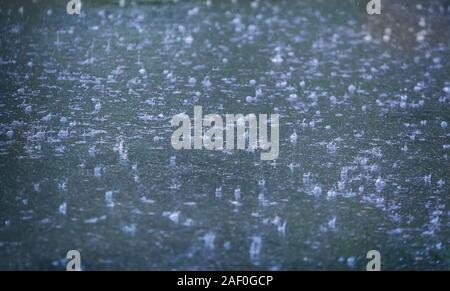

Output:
xmin=0 ymin=0 xmax=449 ymax=270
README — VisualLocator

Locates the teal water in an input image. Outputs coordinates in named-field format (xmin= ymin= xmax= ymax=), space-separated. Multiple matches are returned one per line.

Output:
xmin=0 ymin=0 xmax=449 ymax=270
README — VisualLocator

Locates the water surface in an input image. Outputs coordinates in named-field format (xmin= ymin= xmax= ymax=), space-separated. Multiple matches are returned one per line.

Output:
xmin=0 ymin=0 xmax=449 ymax=270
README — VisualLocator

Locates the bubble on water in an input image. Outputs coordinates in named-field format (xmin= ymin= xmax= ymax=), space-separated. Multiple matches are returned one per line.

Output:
xmin=58 ymin=202 xmax=67 ymax=215
xmin=309 ymin=58 xmax=319 ymax=66
xmin=288 ymin=93 xmax=298 ymax=101
xmin=328 ymin=217 xmax=336 ymax=229
xmin=140 ymin=195 xmax=154 ymax=204
xmin=441 ymin=121 xmax=448 ymax=129
xmin=303 ymin=172 xmax=310 ymax=186
xmin=84 ymin=216 xmax=106 ymax=224
xmin=187 ymin=6 xmax=199 ymax=16
xmin=164 ymin=211 xmax=180 ymax=224
xmin=88 ymin=145 xmax=97 ymax=157
xmin=202 ymin=76 xmax=211 ymax=88
xmin=6 ymin=130 xmax=13 ymax=139
xmin=58 ymin=179 xmax=67 ymax=191
xmin=327 ymin=141 xmax=336 ymax=152
xmin=11 ymin=120 xmax=22 ymax=127
xmin=139 ymin=68 xmax=146 ymax=75
xmin=234 ymin=187 xmax=241 ymax=200
xmin=165 ymin=71 xmax=174 ymax=81
xmin=271 ymin=54 xmax=283 ymax=64
xmin=338 ymin=180 xmax=345 ymax=191
xmin=188 ymin=77 xmax=197 ymax=85
xmin=94 ymin=166 xmax=102 ymax=177
xmin=250 ymin=0 xmax=259 ymax=8
xmin=36 ymin=131 xmax=45 ymax=141
xmin=249 ymin=79 xmax=256 ymax=86
xmin=340 ymin=167 xmax=348 ymax=181
xmin=215 ymin=186 xmax=222 ymax=198
xmin=258 ymin=179 xmax=265 ymax=187
xmin=375 ymin=177 xmax=385 ymax=191
xmin=419 ymin=17 xmax=426 ymax=28
xmin=313 ymin=185 xmax=322 ymax=196
xmin=122 ymin=224 xmax=136 ymax=236
xmin=401 ymin=143 xmax=408 ymax=152
xmin=24 ymin=106 xmax=32 ymax=114
xmin=416 ymin=30 xmax=427 ymax=42
xmin=276 ymin=80 xmax=287 ymax=88
xmin=249 ymin=236 xmax=262 ymax=265
xmin=424 ymin=174 xmax=432 ymax=185
xmin=223 ymin=241 xmax=231 ymax=250
xmin=363 ymin=34 xmax=372 ymax=42
xmin=41 ymin=114 xmax=52 ymax=123
xmin=170 ymin=156 xmax=176 ymax=167
xmin=94 ymin=102 xmax=101 ymax=113
xmin=255 ymin=87 xmax=262 ymax=97
xmin=399 ymin=95 xmax=408 ymax=109
xmin=277 ymin=220 xmax=287 ymax=236
xmin=258 ymin=191 xmax=266 ymax=204
xmin=113 ymin=139 xmax=128 ymax=160
xmin=58 ymin=129 xmax=69 ymax=139
xmin=327 ymin=188 xmax=337 ymax=199
xmin=348 ymin=84 xmax=356 ymax=94
xmin=245 ymin=96 xmax=253 ymax=103
xmin=347 ymin=256 xmax=356 ymax=268
xmin=184 ymin=35 xmax=194 ymax=45
xmin=105 ymin=191 xmax=114 ymax=208
xmin=202 ymin=231 xmax=216 ymax=250
xmin=290 ymin=130 xmax=297 ymax=143
xmin=60 ymin=117 xmax=67 ymax=124
xmin=414 ymin=82 xmax=423 ymax=92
